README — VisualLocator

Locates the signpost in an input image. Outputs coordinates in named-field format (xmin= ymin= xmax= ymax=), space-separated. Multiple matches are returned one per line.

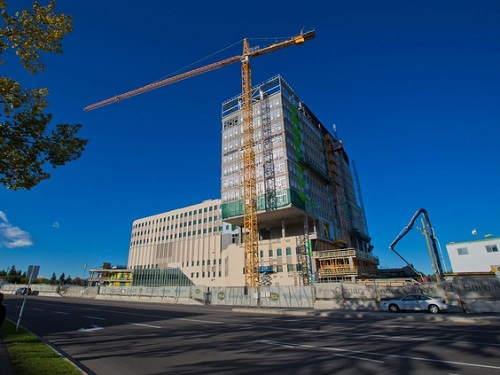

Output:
xmin=16 ymin=265 xmax=40 ymax=332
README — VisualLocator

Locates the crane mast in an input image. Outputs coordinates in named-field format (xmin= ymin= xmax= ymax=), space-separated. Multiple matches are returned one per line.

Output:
xmin=241 ymin=39 xmax=260 ymax=287
xmin=85 ymin=30 xmax=316 ymax=288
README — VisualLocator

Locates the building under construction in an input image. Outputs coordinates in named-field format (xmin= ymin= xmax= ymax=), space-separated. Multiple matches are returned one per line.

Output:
xmin=221 ymin=75 xmax=378 ymax=284
xmin=126 ymin=75 xmax=378 ymax=286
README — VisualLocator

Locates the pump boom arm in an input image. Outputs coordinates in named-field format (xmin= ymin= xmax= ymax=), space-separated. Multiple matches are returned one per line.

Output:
xmin=389 ymin=208 xmax=444 ymax=281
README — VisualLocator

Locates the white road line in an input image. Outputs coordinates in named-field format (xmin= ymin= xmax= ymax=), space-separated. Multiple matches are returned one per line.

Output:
xmin=257 ymin=339 xmax=500 ymax=370
xmin=78 ymin=325 xmax=103 ymax=332
xmin=130 ymin=323 xmax=162 ymax=329
xmin=258 ymin=340 xmax=384 ymax=363
xmin=178 ymin=318 xmax=224 ymax=324
xmin=380 ymin=352 xmax=500 ymax=370
xmin=84 ymin=316 xmax=106 ymax=320
xmin=54 ymin=311 xmax=70 ymax=315
xmin=257 ymin=324 xmax=500 ymax=347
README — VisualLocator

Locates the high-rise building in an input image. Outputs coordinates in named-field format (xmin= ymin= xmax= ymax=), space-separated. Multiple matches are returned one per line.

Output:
xmin=127 ymin=75 xmax=378 ymax=287
xmin=220 ymin=75 xmax=378 ymax=284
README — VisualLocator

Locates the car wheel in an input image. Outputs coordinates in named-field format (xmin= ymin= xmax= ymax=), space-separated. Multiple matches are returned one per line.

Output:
xmin=428 ymin=304 xmax=440 ymax=314
xmin=388 ymin=304 xmax=399 ymax=313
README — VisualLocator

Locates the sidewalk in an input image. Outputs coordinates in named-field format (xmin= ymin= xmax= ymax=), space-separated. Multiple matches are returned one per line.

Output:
xmin=0 ymin=335 xmax=14 ymax=375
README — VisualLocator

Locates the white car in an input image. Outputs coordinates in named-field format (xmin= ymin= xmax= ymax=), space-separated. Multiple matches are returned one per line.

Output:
xmin=380 ymin=294 xmax=447 ymax=314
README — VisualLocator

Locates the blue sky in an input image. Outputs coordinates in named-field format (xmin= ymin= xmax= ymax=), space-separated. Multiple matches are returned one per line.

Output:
xmin=1 ymin=0 xmax=499 ymax=280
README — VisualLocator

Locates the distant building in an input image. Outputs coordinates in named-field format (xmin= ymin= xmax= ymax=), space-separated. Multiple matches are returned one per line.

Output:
xmin=87 ymin=263 xmax=133 ymax=287
xmin=446 ymin=237 xmax=500 ymax=274
xmin=376 ymin=265 xmax=421 ymax=279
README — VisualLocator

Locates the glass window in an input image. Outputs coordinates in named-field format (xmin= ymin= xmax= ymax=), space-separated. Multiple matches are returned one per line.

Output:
xmin=287 ymin=264 xmax=295 ymax=272
xmin=269 ymin=249 xmax=273 ymax=257
xmin=277 ymin=248 xmax=282 ymax=256
xmin=276 ymin=265 xmax=283 ymax=273
xmin=457 ymin=248 xmax=468 ymax=255
xmin=486 ymin=245 xmax=498 ymax=253
xmin=286 ymin=247 xmax=292 ymax=256
xmin=260 ymin=250 xmax=264 ymax=258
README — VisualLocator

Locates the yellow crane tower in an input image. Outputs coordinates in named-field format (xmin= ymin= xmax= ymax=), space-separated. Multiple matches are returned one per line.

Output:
xmin=85 ymin=30 xmax=316 ymax=288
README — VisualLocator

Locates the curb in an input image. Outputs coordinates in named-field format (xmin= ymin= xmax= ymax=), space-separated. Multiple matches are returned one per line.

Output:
xmin=232 ymin=307 xmax=500 ymax=324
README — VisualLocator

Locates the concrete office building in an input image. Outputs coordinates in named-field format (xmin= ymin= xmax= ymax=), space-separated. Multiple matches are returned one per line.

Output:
xmin=127 ymin=75 xmax=378 ymax=287
xmin=128 ymin=199 xmax=243 ymax=287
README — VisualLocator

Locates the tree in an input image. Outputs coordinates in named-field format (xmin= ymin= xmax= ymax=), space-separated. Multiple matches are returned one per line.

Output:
xmin=0 ymin=0 xmax=87 ymax=190
xmin=49 ymin=272 xmax=57 ymax=285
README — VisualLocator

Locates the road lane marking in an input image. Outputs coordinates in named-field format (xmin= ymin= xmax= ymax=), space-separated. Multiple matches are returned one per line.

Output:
xmin=78 ymin=325 xmax=103 ymax=332
xmin=130 ymin=323 xmax=162 ymax=329
xmin=256 ymin=324 xmax=500 ymax=347
xmin=178 ymin=318 xmax=224 ymax=324
xmin=257 ymin=339 xmax=500 ymax=370
xmin=54 ymin=311 xmax=70 ymax=315
xmin=84 ymin=316 xmax=106 ymax=320
xmin=258 ymin=340 xmax=384 ymax=363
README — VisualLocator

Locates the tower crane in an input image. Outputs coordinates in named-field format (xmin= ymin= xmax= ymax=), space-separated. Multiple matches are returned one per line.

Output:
xmin=85 ymin=30 xmax=316 ymax=288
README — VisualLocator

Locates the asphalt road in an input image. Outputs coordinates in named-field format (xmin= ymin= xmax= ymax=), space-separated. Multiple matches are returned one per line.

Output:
xmin=4 ymin=295 xmax=500 ymax=375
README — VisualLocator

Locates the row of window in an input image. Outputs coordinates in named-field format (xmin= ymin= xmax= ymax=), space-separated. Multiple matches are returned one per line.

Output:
xmin=131 ymin=226 xmax=221 ymax=246
xmin=260 ymin=247 xmax=302 ymax=258
xmin=133 ymin=216 xmax=219 ymax=236
xmin=190 ymin=263 xmax=303 ymax=279
xmin=457 ymin=245 xmax=498 ymax=255
xmin=182 ymin=259 xmax=222 ymax=267
xmin=133 ymin=205 xmax=219 ymax=229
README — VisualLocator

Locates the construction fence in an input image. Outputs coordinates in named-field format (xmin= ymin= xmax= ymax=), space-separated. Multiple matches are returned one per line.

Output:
xmin=2 ymin=276 xmax=499 ymax=312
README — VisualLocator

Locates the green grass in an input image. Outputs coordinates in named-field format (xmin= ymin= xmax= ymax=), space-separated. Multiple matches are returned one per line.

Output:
xmin=1 ymin=320 xmax=82 ymax=375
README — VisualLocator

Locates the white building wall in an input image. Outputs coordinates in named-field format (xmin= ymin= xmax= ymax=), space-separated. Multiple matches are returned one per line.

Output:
xmin=446 ymin=237 xmax=500 ymax=273
xmin=127 ymin=198 xmax=310 ymax=287
xmin=128 ymin=199 xmax=240 ymax=287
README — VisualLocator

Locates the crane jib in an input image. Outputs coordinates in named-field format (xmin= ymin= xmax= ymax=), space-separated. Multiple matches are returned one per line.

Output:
xmin=84 ymin=30 xmax=315 ymax=111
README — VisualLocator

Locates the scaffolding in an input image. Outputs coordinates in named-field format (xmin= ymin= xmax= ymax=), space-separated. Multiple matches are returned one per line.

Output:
xmin=260 ymin=90 xmax=277 ymax=211
xmin=315 ymin=248 xmax=379 ymax=283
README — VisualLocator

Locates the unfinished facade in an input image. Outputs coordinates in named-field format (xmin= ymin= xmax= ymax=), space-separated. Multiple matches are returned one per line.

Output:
xmin=221 ymin=75 xmax=378 ymax=283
